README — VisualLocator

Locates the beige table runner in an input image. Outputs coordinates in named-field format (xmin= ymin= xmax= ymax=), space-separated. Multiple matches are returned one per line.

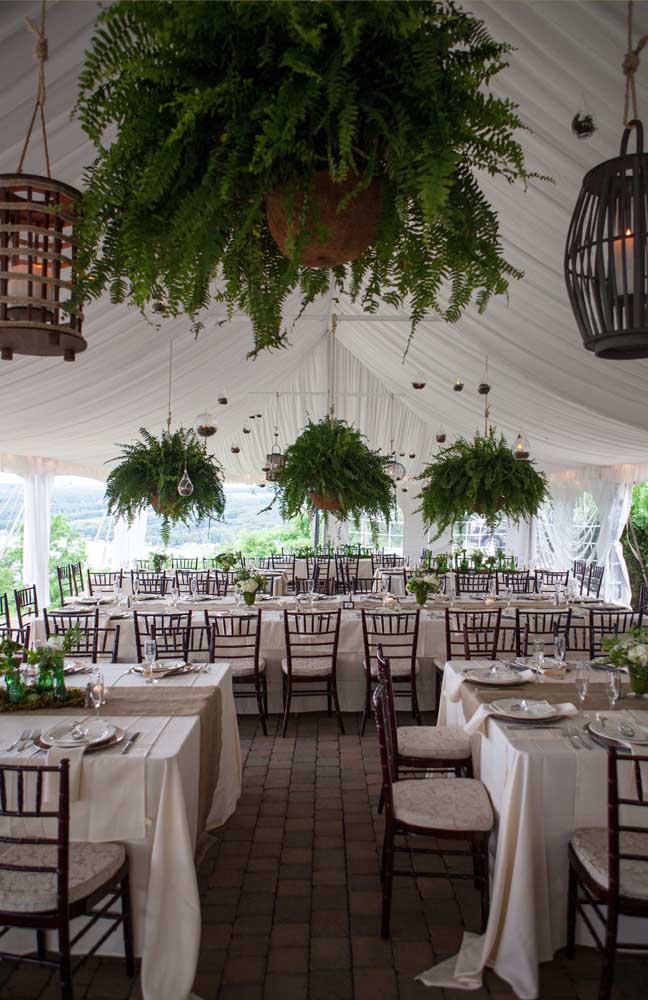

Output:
xmin=459 ymin=677 xmax=648 ymax=722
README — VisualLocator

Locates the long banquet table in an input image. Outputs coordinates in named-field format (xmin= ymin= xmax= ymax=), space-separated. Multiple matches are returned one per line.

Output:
xmin=418 ymin=659 xmax=648 ymax=999
xmin=31 ymin=594 xmax=624 ymax=716
xmin=0 ymin=662 xmax=242 ymax=1000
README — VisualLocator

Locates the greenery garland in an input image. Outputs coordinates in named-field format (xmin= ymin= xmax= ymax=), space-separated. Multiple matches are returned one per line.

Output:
xmin=74 ymin=0 xmax=541 ymax=356
xmin=417 ymin=430 xmax=549 ymax=539
xmin=272 ymin=417 xmax=395 ymax=533
xmin=105 ymin=428 xmax=226 ymax=545
xmin=0 ymin=688 xmax=87 ymax=712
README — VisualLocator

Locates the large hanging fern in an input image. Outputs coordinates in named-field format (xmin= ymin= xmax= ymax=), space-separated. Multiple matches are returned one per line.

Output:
xmin=272 ymin=417 xmax=395 ymax=533
xmin=75 ymin=0 xmax=540 ymax=356
xmin=105 ymin=428 xmax=226 ymax=545
xmin=417 ymin=430 xmax=549 ymax=539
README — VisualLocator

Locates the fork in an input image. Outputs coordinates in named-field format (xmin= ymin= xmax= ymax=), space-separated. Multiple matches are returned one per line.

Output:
xmin=18 ymin=730 xmax=41 ymax=754
xmin=4 ymin=729 xmax=30 ymax=752
xmin=13 ymin=730 xmax=37 ymax=753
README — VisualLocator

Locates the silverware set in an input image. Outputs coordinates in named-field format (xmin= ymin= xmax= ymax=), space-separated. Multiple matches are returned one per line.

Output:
xmin=1 ymin=729 xmax=41 ymax=755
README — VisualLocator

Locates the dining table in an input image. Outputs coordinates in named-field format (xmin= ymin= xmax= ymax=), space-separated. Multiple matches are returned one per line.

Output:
xmin=0 ymin=660 xmax=242 ymax=1000
xmin=418 ymin=658 xmax=648 ymax=999
xmin=30 ymin=593 xmax=625 ymax=716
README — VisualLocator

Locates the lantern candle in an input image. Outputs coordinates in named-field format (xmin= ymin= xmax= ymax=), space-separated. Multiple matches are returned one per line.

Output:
xmin=612 ymin=228 xmax=634 ymax=295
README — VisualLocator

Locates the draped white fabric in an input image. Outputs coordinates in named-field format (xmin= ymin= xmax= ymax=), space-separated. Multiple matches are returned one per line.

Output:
xmin=588 ymin=481 xmax=633 ymax=605
xmin=110 ymin=512 xmax=149 ymax=571
xmin=22 ymin=466 xmax=54 ymax=609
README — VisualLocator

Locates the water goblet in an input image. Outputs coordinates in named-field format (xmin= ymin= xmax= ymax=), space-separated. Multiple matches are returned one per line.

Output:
xmin=531 ymin=640 xmax=545 ymax=672
xmin=607 ymin=670 xmax=621 ymax=711
xmin=90 ymin=669 xmax=104 ymax=716
xmin=143 ymin=639 xmax=157 ymax=685
xmin=190 ymin=575 xmax=198 ymax=599
xmin=553 ymin=633 xmax=566 ymax=665
xmin=575 ymin=664 xmax=589 ymax=714
xmin=170 ymin=581 xmax=179 ymax=606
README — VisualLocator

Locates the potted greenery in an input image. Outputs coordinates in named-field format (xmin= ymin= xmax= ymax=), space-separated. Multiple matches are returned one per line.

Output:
xmin=406 ymin=570 xmax=441 ymax=607
xmin=27 ymin=628 xmax=81 ymax=701
xmin=472 ymin=550 xmax=484 ymax=570
xmin=150 ymin=551 xmax=168 ymax=573
xmin=603 ymin=628 xmax=648 ymax=697
xmin=417 ymin=430 xmax=549 ymax=539
xmin=215 ymin=553 xmax=239 ymax=573
xmin=74 ymin=1 xmax=539 ymax=356
xmin=105 ymin=428 xmax=225 ymax=546
xmin=236 ymin=570 xmax=267 ymax=607
xmin=272 ymin=418 xmax=395 ymax=535
xmin=0 ymin=635 xmax=25 ymax=704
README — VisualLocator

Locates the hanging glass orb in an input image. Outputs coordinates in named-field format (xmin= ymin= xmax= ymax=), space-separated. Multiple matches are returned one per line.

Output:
xmin=411 ymin=374 xmax=426 ymax=389
xmin=571 ymin=111 xmax=597 ymax=141
xmin=408 ymin=452 xmax=416 ymax=459
xmin=243 ymin=425 xmax=251 ymax=435
xmin=231 ymin=445 xmax=240 ymax=454
xmin=453 ymin=377 xmax=464 ymax=392
xmin=565 ymin=119 xmax=648 ymax=358
xmin=178 ymin=469 xmax=194 ymax=496
xmin=194 ymin=411 xmax=217 ymax=438
xmin=436 ymin=429 xmax=447 ymax=444
xmin=385 ymin=459 xmax=406 ymax=481
xmin=512 ymin=434 xmax=531 ymax=460
xmin=217 ymin=390 xmax=228 ymax=405
xmin=256 ymin=413 xmax=262 ymax=419
xmin=477 ymin=382 xmax=491 ymax=395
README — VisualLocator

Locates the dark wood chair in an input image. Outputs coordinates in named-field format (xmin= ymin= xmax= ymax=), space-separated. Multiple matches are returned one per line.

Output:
xmin=149 ymin=622 xmax=212 ymax=662
xmin=589 ymin=610 xmax=643 ymax=658
xmin=372 ymin=680 xmax=493 ymax=939
xmin=379 ymin=568 xmax=408 ymax=595
xmin=295 ymin=563 xmax=321 ymax=595
xmin=0 ymin=592 xmax=10 ymax=630
xmin=208 ymin=610 xmax=267 ymax=734
xmin=130 ymin=570 xmax=167 ymax=598
xmin=335 ymin=555 xmax=360 ymax=593
xmin=444 ymin=609 xmax=501 ymax=661
xmin=360 ymin=610 xmax=421 ymax=735
xmin=535 ymin=569 xmax=570 ymax=593
xmin=573 ymin=560 xmax=587 ymax=594
xmin=43 ymin=609 xmax=120 ymax=663
xmin=14 ymin=585 xmax=38 ymax=629
xmin=170 ymin=557 xmax=198 ymax=570
xmin=587 ymin=564 xmax=605 ymax=599
xmin=305 ymin=557 xmax=334 ymax=595
xmin=496 ymin=570 xmax=532 ymax=595
xmin=567 ymin=746 xmax=648 ymax=1000
xmin=0 ymin=625 xmax=31 ymax=660
xmin=87 ymin=570 xmax=123 ymax=596
xmin=496 ymin=623 xmax=520 ymax=658
xmin=271 ymin=554 xmax=296 ymax=592
xmin=516 ymin=609 xmax=572 ymax=656
xmin=133 ymin=611 xmax=192 ymax=661
xmin=282 ymin=610 xmax=343 ymax=737
xmin=637 ymin=581 xmax=648 ymax=615
xmin=0 ymin=759 xmax=135 ymax=1000
xmin=352 ymin=577 xmax=377 ymax=595
xmin=210 ymin=569 xmax=231 ymax=596
xmin=455 ymin=571 xmax=492 ymax=596
xmin=175 ymin=569 xmax=211 ymax=595
xmin=372 ymin=553 xmax=405 ymax=571
xmin=56 ymin=564 xmax=83 ymax=606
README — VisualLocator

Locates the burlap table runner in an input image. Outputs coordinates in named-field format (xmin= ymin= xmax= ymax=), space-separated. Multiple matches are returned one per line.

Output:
xmin=15 ymin=686 xmax=222 ymax=832
xmin=459 ymin=677 xmax=648 ymax=722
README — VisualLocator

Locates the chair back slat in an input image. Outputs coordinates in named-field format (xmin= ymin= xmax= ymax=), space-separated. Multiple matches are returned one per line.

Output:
xmin=0 ymin=592 xmax=10 ymax=630
xmin=133 ymin=611 xmax=192 ymax=661
xmin=455 ymin=571 xmax=492 ymax=596
xmin=589 ymin=610 xmax=643 ymax=657
xmin=496 ymin=570 xmax=531 ymax=594
xmin=445 ymin=609 xmax=501 ymax=660
xmin=14 ymin=585 xmax=38 ymax=629
xmin=44 ymin=609 xmax=99 ymax=660
xmin=87 ymin=570 xmax=123 ymax=595
xmin=516 ymin=609 xmax=572 ymax=655
xmin=131 ymin=570 xmax=167 ymax=596
xmin=283 ymin=610 xmax=341 ymax=675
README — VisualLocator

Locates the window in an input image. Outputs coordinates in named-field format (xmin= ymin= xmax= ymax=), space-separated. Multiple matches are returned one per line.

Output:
xmin=348 ymin=507 xmax=404 ymax=554
xmin=452 ymin=514 xmax=508 ymax=556
xmin=535 ymin=492 xmax=600 ymax=568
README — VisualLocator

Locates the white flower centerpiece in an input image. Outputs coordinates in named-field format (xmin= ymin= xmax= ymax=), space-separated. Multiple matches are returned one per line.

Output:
xmin=236 ymin=569 xmax=267 ymax=607
xmin=406 ymin=569 xmax=441 ymax=606
xmin=603 ymin=627 xmax=648 ymax=697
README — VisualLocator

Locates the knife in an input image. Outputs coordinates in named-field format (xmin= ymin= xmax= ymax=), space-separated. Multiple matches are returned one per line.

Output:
xmin=120 ymin=731 xmax=140 ymax=755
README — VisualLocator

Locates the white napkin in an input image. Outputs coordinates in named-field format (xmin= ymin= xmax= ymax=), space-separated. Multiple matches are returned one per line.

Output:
xmin=45 ymin=743 xmax=86 ymax=804
xmin=464 ymin=701 xmax=578 ymax=736
xmin=445 ymin=666 xmax=535 ymax=703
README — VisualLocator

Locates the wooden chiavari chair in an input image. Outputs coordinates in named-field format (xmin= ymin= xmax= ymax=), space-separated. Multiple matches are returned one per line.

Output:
xmin=208 ymin=610 xmax=267 ymax=734
xmin=0 ymin=592 xmax=10 ymax=630
xmin=567 ymin=746 xmax=648 ymax=1000
xmin=455 ymin=571 xmax=492 ymax=596
xmin=130 ymin=570 xmax=167 ymax=598
xmin=496 ymin=570 xmax=532 ymax=595
xmin=589 ymin=610 xmax=643 ymax=658
xmin=170 ymin=557 xmax=198 ymax=570
xmin=133 ymin=611 xmax=192 ymax=661
xmin=535 ymin=569 xmax=570 ymax=594
xmin=87 ymin=570 xmax=123 ymax=596
xmin=573 ymin=560 xmax=587 ymax=594
xmin=445 ymin=609 xmax=501 ymax=661
xmin=149 ymin=622 xmax=212 ymax=662
xmin=516 ymin=609 xmax=572 ymax=656
xmin=305 ymin=556 xmax=334 ymax=595
xmin=56 ymin=564 xmax=82 ymax=606
xmin=360 ymin=610 xmax=421 ymax=735
xmin=175 ymin=569 xmax=211 ymax=595
xmin=282 ymin=610 xmax=343 ymax=737
xmin=0 ymin=759 xmax=135 ymax=999
xmin=44 ymin=608 xmax=121 ymax=663
xmin=271 ymin=553 xmax=296 ymax=592
xmin=14 ymin=585 xmax=38 ymax=630
xmin=586 ymin=563 xmax=605 ymax=599
xmin=0 ymin=625 xmax=30 ymax=660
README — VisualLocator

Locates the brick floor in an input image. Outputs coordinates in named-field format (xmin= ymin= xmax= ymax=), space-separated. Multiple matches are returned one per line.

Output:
xmin=1 ymin=711 xmax=645 ymax=999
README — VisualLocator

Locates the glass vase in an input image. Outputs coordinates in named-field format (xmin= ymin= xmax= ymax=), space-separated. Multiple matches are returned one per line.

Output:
xmin=629 ymin=666 xmax=648 ymax=697
xmin=243 ymin=592 xmax=257 ymax=607
xmin=5 ymin=668 xmax=25 ymax=705
xmin=36 ymin=665 xmax=55 ymax=694
xmin=54 ymin=663 xmax=67 ymax=702
xmin=413 ymin=586 xmax=428 ymax=606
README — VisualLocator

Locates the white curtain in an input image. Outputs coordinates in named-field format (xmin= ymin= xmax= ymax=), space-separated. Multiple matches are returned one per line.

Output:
xmin=110 ymin=511 xmax=149 ymax=570
xmin=588 ymin=480 xmax=632 ymax=606
xmin=22 ymin=465 xmax=54 ymax=609
xmin=507 ymin=517 xmax=537 ymax=569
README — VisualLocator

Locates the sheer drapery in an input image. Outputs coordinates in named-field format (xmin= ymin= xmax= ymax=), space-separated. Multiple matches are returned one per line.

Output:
xmin=588 ymin=480 xmax=632 ymax=605
xmin=110 ymin=511 xmax=149 ymax=570
xmin=22 ymin=464 xmax=54 ymax=608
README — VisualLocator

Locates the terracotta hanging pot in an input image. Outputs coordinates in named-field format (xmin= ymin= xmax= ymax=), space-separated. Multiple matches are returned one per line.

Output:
xmin=149 ymin=494 xmax=172 ymax=516
xmin=308 ymin=492 xmax=341 ymax=512
xmin=266 ymin=171 xmax=382 ymax=267
xmin=474 ymin=499 xmax=505 ymax=515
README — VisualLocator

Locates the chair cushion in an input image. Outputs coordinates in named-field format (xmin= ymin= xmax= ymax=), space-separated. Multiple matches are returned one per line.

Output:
xmin=397 ymin=725 xmax=471 ymax=762
xmin=231 ymin=656 xmax=266 ymax=678
xmin=282 ymin=657 xmax=333 ymax=678
xmin=0 ymin=841 xmax=125 ymax=914
xmin=392 ymin=777 xmax=493 ymax=832
xmin=571 ymin=827 xmax=648 ymax=900
xmin=370 ymin=657 xmax=420 ymax=678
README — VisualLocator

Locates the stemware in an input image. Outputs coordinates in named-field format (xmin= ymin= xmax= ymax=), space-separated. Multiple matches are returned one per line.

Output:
xmin=607 ymin=670 xmax=621 ymax=711
xmin=90 ymin=669 xmax=104 ymax=717
xmin=170 ymin=581 xmax=179 ymax=606
xmin=553 ymin=633 xmax=566 ymax=665
xmin=531 ymin=639 xmax=545 ymax=671
xmin=575 ymin=664 xmax=589 ymax=713
xmin=143 ymin=638 xmax=157 ymax=685
xmin=189 ymin=574 xmax=198 ymax=599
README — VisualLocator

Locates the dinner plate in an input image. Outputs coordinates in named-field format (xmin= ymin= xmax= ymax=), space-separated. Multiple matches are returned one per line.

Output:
xmin=587 ymin=715 xmax=648 ymax=746
xmin=63 ymin=660 xmax=89 ymax=674
xmin=489 ymin=698 xmax=559 ymax=721
xmin=41 ymin=720 xmax=118 ymax=748
xmin=464 ymin=666 xmax=528 ymax=686
xmin=77 ymin=595 xmax=112 ymax=605
xmin=132 ymin=661 xmax=191 ymax=677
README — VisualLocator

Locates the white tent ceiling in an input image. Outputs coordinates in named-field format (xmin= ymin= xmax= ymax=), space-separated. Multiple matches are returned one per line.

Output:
xmin=1 ymin=0 xmax=648 ymax=483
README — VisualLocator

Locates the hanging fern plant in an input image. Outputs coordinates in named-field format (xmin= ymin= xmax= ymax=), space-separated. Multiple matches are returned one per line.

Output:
xmin=105 ymin=428 xmax=226 ymax=545
xmin=272 ymin=418 xmax=395 ymax=533
xmin=417 ymin=430 xmax=549 ymax=539
xmin=74 ymin=0 xmax=541 ymax=356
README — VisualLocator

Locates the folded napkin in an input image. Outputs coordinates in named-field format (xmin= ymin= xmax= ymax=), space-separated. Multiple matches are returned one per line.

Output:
xmin=445 ymin=666 xmax=535 ymax=703
xmin=464 ymin=701 xmax=578 ymax=736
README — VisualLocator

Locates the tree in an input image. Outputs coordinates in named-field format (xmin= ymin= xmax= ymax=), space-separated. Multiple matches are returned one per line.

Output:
xmin=235 ymin=517 xmax=312 ymax=562
xmin=0 ymin=514 xmax=87 ymax=613
xmin=622 ymin=483 xmax=648 ymax=606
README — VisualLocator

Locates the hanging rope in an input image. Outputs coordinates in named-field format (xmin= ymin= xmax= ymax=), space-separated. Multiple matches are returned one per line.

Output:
xmin=624 ymin=0 xmax=648 ymax=125
xmin=166 ymin=341 xmax=173 ymax=433
xmin=17 ymin=0 xmax=51 ymax=176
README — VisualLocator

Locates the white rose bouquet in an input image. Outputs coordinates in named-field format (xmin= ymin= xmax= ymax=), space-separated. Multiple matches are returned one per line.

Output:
xmin=236 ymin=570 xmax=267 ymax=606
xmin=602 ymin=627 xmax=648 ymax=696
xmin=407 ymin=569 xmax=441 ymax=605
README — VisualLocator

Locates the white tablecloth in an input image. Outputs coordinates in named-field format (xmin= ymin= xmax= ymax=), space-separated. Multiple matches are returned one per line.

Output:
xmin=420 ymin=660 xmax=648 ymax=999
xmin=0 ymin=662 xmax=241 ymax=1000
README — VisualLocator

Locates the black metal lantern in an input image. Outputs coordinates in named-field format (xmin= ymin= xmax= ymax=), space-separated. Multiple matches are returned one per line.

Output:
xmin=565 ymin=119 xmax=648 ymax=359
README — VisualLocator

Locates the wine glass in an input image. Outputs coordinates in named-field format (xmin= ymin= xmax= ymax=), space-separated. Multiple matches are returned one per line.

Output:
xmin=170 ymin=580 xmax=179 ymax=606
xmin=132 ymin=575 xmax=140 ymax=601
xmin=607 ymin=670 xmax=621 ymax=711
xmin=307 ymin=577 xmax=316 ymax=611
xmin=504 ymin=584 xmax=512 ymax=607
xmin=90 ymin=670 xmax=104 ymax=717
xmin=143 ymin=639 xmax=156 ymax=685
xmin=531 ymin=639 xmax=545 ymax=671
xmin=553 ymin=633 xmax=566 ymax=665
xmin=189 ymin=574 xmax=198 ymax=599
xmin=575 ymin=664 xmax=589 ymax=714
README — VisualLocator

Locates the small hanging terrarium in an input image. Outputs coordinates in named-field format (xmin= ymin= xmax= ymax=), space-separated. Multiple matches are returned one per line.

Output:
xmin=193 ymin=411 xmax=217 ymax=440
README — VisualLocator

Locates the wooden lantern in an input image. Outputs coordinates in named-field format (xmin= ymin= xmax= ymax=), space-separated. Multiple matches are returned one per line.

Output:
xmin=0 ymin=173 xmax=86 ymax=361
